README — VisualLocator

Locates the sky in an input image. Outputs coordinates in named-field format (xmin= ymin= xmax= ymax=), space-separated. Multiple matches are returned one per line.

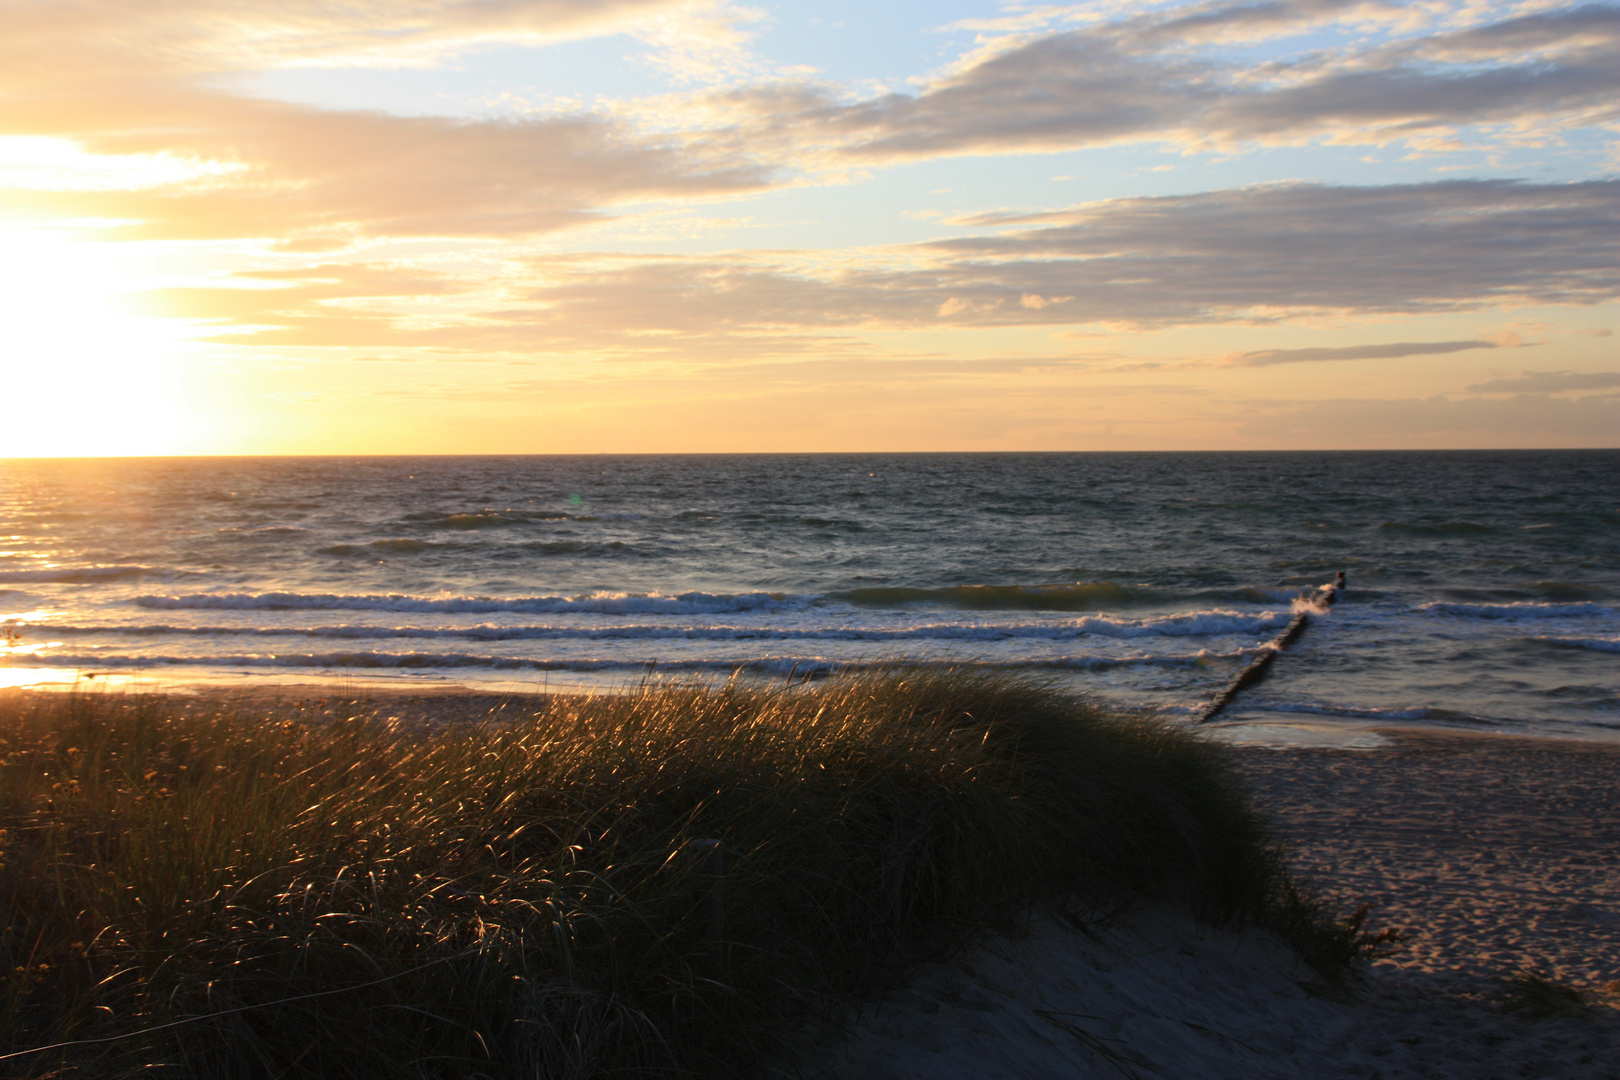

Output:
xmin=0 ymin=0 xmax=1616 ymax=455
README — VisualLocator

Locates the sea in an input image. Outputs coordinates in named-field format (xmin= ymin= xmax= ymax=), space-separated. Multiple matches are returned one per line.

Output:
xmin=2 ymin=452 xmax=1616 ymax=745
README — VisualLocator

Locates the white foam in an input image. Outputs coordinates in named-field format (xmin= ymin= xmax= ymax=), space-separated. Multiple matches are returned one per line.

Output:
xmin=37 ymin=616 xmax=1290 ymax=644
xmin=1071 ymin=610 xmax=1291 ymax=638
xmin=1204 ymin=723 xmax=1392 ymax=750
xmin=1260 ymin=701 xmax=1482 ymax=724
xmin=21 ymin=647 xmax=1243 ymax=674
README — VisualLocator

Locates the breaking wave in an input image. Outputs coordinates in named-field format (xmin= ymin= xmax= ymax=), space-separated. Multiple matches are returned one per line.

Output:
xmin=19 ymin=648 xmax=1242 ymax=674
xmin=134 ymin=591 xmax=808 ymax=615
xmin=1261 ymin=701 xmax=1491 ymax=725
xmin=34 ymin=609 xmax=1290 ymax=643
xmin=1533 ymin=636 xmax=1620 ymax=653
xmin=836 ymin=582 xmax=1155 ymax=610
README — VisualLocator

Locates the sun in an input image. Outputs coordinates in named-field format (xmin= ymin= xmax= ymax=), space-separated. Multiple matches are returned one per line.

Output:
xmin=0 ymin=224 xmax=200 ymax=457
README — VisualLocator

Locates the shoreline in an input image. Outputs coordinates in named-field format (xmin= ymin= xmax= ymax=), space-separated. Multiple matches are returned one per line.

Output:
xmin=8 ymin=669 xmax=1620 ymax=750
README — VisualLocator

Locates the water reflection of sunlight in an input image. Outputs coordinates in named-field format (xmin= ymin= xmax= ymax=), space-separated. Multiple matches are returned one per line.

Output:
xmin=1 ymin=641 xmax=62 ymax=655
xmin=0 ymin=667 xmax=83 ymax=690
xmin=1 ymin=610 xmax=55 ymax=623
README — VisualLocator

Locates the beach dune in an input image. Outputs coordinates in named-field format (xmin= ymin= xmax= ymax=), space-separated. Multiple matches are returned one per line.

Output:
xmin=811 ymin=729 xmax=1620 ymax=1079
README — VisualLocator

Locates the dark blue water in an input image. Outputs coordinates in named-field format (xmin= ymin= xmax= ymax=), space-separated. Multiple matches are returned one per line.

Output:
xmin=2 ymin=452 xmax=1616 ymax=739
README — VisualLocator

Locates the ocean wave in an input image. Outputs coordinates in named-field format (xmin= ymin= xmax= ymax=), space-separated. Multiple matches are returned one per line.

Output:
xmin=1075 ymin=610 xmax=1291 ymax=638
xmin=835 ymin=581 xmax=1329 ymax=612
xmin=1195 ymin=585 xmax=1308 ymax=604
xmin=12 ymin=648 xmax=1241 ymax=674
xmin=319 ymin=538 xmax=640 ymax=558
xmin=737 ymin=513 xmax=866 ymax=531
xmin=319 ymin=539 xmax=444 ymax=556
xmin=1418 ymin=601 xmax=1615 ymax=619
xmin=394 ymin=508 xmax=637 ymax=530
xmin=31 ymin=611 xmax=1289 ymax=643
xmin=1260 ymin=701 xmax=1490 ymax=724
xmin=1532 ymin=636 xmax=1620 ymax=653
xmin=219 ymin=526 xmax=310 ymax=536
xmin=397 ymin=509 xmax=571 ymax=529
xmin=1378 ymin=521 xmax=1494 ymax=537
xmin=835 ymin=582 xmax=1155 ymax=611
xmin=1529 ymin=580 xmax=1611 ymax=602
xmin=133 ymin=590 xmax=808 ymax=615
xmin=0 ymin=565 xmax=162 ymax=584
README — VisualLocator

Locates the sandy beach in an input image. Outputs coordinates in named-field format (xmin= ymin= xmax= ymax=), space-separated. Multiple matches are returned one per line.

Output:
xmin=1234 ymin=729 xmax=1620 ymax=996
xmin=809 ymin=727 xmax=1620 ymax=1079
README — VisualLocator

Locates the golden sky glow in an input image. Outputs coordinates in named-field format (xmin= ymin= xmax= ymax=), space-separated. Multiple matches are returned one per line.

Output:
xmin=0 ymin=0 xmax=1616 ymax=454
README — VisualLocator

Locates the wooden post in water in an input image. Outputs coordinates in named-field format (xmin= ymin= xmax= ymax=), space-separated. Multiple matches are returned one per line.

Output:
xmin=1197 ymin=572 xmax=1344 ymax=723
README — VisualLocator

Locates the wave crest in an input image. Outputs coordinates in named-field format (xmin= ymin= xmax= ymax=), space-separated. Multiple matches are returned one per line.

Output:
xmin=16 ymin=648 xmax=1241 ymax=674
xmin=837 ymin=582 xmax=1152 ymax=611
xmin=37 ymin=610 xmax=1289 ymax=643
xmin=1419 ymin=601 xmax=1614 ymax=619
xmin=0 ymin=565 xmax=160 ymax=584
xmin=134 ymin=590 xmax=803 ymax=615
xmin=1533 ymin=636 xmax=1620 ymax=653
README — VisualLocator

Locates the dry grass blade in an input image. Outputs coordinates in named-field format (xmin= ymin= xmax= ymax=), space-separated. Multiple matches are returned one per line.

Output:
xmin=1502 ymin=971 xmax=1593 ymax=1021
xmin=0 ymin=670 xmax=1348 ymax=1078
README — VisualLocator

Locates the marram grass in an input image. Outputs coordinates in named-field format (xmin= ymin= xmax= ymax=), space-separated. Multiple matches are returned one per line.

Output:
xmin=0 ymin=670 xmax=1342 ymax=1078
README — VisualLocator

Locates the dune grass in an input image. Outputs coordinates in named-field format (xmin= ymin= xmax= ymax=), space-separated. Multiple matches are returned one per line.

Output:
xmin=1 ymin=670 xmax=1338 ymax=1078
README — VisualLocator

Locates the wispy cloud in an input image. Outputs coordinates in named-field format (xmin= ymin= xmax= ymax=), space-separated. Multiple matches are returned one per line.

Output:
xmin=4 ymin=0 xmax=1617 ymax=454
xmin=4 ymin=0 xmax=1617 ymax=249
xmin=1219 ymin=339 xmax=1499 ymax=366
xmin=1 ymin=0 xmax=701 ymax=73
xmin=5 ymin=95 xmax=771 ymax=242
xmin=718 ymin=1 xmax=1620 ymax=161
xmin=1466 ymin=369 xmax=1620 ymax=392
xmin=0 ymin=0 xmax=771 ymax=244
xmin=150 ymin=178 xmax=1620 ymax=359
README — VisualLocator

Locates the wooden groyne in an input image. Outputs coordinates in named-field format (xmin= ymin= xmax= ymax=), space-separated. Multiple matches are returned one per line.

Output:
xmin=1197 ymin=572 xmax=1344 ymax=724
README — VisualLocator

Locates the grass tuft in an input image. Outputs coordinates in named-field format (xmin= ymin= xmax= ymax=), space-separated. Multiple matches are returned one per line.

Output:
xmin=0 ymin=669 xmax=1346 ymax=1078
xmin=1266 ymin=886 xmax=1411 ymax=983
xmin=1502 ymin=971 xmax=1594 ymax=1021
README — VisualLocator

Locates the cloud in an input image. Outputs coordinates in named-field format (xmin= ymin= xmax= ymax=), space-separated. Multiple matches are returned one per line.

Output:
xmin=0 ymin=0 xmax=771 ymax=243
xmin=506 ymin=180 xmax=1616 ymax=346
xmin=156 ymin=178 xmax=1620 ymax=356
xmin=726 ymin=1 xmax=1620 ymax=161
xmin=931 ymin=179 xmax=1620 ymax=320
xmin=3 ymin=91 xmax=771 ymax=242
xmin=1466 ymin=370 xmax=1620 ymax=393
xmin=0 ymin=0 xmax=696 ymax=74
xmin=5 ymin=0 xmax=1617 ymax=248
xmin=1220 ymin=339 xmax=1497 ymax=366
